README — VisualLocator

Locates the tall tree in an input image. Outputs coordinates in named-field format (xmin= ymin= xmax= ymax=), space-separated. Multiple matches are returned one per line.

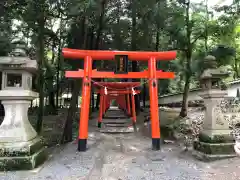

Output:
xmin=166 ymin=0 xmax=206 ymax=117
xmin=130 ymin=0 xmax=141 ymax=114
xmin=61 ymin=16 xmax=88 ymax=143
xmin=93 ymin=0 xmax=107 ymax=111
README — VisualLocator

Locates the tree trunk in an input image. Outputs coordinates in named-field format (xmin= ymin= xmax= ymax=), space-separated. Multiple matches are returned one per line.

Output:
xmin=51 ymin=40 xmax=56 ymax=64
xmin=36 ymin=1 xmax=45 ymax=134
xmin=131 ymin=0 xmax=140 ymax=115
xmin=142 ymin=83 xmax=146 ymax=108
xmin=49 ymin=91 xmax=56 ymax=112
xmin=0 ymin=72 xmax=3 ymax=117
xmin=47 ymin=40 xmax=56 ymax=113
xmin=61 ymin=80 xmax=81 ymax=143
xmin=234 ymin=57 xmax=239 ymax=79
xmin=114 ymin=1 xmax=122 ymax=49
xmin=89 ymin=28 xmax=95 ymax=112
xmin=94 ymin=0 xmax=107 ymax=110
xmin=155 ymin=26 xmax=161 ymax=95
xmin=56 ymin=16 xmax=63 ymax=110
xmin=179 ymin=0 xmax=191 ymax=118
xmin=204 ymin=0 xmax=209 ymax=53
xmin=95 ymin=0 xmax=106 ymax=50
xmin=155 ymin=30 xmax=160 ymax=52
xmin=179 ymin=71 xmax=190 ymax=117
xmin=61 ymin=17 xmax=88 ymax=143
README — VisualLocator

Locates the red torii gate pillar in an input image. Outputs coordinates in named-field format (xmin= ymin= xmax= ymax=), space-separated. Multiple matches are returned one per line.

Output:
xmin=63 ymin=48 xmax=176 ymax=152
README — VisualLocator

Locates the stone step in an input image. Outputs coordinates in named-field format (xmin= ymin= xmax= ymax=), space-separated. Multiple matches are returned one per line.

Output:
xmin=103 ymin=116 xmax=128 ymax=119
xmin=105 ymin=110 xmax=124 ymax=113
xmin=102 ymin=119 xmax=131 ymax=124
xmin=100 ymin=126 xmax=135 ymax=133
xmin=105 ymin=110 xmax=125 ymax=113
xmin=107 ymin=108 xmax=119 ymax=111
xmin=104 ymin=112 xmax=126 ymax=115
xmin=104 ymin=123 xmax=131 ymax=127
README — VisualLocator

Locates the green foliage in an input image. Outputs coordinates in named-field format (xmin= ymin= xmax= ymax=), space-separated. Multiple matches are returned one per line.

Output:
xmin=210 ymin=45 xmax=236 ymax=65
xmin=1 ymin=0 xmax=240 ymax=114
xmin=0 ymin=1 xmax=13 ymax=56
xmin=0 ymin=33 xmax=11 ymax=56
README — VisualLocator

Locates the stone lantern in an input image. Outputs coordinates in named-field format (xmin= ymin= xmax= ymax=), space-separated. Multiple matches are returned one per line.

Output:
xmin=193 ymin=55 xmax=236 ymax=161
xmin=0 ymin=41 xmax=47 ymax=171
xmin=200 ymin=55 xmax=229 ymax=90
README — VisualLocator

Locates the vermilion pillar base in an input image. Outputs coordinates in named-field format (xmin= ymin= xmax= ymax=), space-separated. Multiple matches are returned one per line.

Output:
xmin=152 ymin=138 xmax=160 ymax=150
xmin=78 ymin=139 xmax=87 ymax=151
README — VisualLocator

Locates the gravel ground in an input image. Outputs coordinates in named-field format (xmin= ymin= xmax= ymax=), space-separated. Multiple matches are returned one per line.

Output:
xmin=0 ymin=130 xmax=240 ymax=180
xmin=1 ymin=108 xmax=240 ymax=180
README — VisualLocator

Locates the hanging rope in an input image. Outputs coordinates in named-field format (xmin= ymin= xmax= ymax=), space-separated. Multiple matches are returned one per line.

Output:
xmin=90 ymin=79 xmax=154 ymax=91
xmin=132 ymin=87 xmax=136 ymax=95
xmin=104 ymin=87 xmax=108 ymax=95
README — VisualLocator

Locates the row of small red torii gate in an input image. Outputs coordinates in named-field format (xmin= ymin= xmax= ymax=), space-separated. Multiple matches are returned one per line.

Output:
xmin=63 ymin=48 xmax=177 ymax=152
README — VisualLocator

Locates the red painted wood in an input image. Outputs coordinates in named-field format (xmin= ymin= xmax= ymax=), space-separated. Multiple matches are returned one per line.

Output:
xmin=62 ymin=48 xmax=177 ymax=61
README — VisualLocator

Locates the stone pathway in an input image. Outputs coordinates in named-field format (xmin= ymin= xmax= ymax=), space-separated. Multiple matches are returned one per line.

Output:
xmin=100 ymin=109 xmax=134 ymax=133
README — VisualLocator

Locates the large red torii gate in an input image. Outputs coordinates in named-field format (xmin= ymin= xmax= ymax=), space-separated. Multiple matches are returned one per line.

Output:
xmin=63 ymin=48 xmax=176 ymax=152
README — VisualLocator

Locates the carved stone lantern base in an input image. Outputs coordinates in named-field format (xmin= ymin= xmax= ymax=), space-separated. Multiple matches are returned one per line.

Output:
xmin=193 ymin=132 xmax=236 ymax=161
xmin=0 ymin=90 xmax=47 ymax=170
xmin=0 ymin=137 xmax=47 ymax=171
xmin=193 ymin=89 xmax=236 ymax=161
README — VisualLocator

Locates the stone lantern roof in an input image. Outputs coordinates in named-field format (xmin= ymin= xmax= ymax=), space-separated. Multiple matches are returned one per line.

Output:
xmin=10 ymin=39 xmax=28 ymax=57
xmin=200 ymin=55 xmax=230 ymax=90
xmin=0 ymin=39 xmax=37 ymax=73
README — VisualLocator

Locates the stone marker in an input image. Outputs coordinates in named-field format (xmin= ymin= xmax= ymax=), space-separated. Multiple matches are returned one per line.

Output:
xmin=0 ymin=41 xmax=47 ymax=171
xmin=193 ymin=55 xmax=236 ymax=161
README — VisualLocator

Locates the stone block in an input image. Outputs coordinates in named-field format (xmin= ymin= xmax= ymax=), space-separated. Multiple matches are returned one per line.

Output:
xmin=198 ymin=132 xmax=235 ymax=143
xmin=193 ymin=141 xmax=235 ymax=155
xmin=0 ymin=137 xmax=48 ymax=171
xmin=192 ymin=149 xmax=236 ymax=162
xmin=193 ymin=132 xmax=236 ymax=161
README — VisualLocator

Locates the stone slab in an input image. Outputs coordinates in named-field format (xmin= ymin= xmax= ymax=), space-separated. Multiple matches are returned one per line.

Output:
xmin=104 ymin=123 xmax=131 ymax=127
xmin=198 ymin=131 xmax=235 ymax=143
xmin=0 ymin=137 xmax=44 ymax=157
xmin=99 ymin=126 xmax=136 ymax=133
xmin=0 ymin=147 xmax=47 ymax=171
xmin=102 ymin=119 xmax=131 ymax=124
xmin=193 ymin=137 xmax=236 ymax=162
xmin=103 ymin=116 xmax=128 ymax=119
xmin=0 ymin=137 xmax=47 ymax=171
xmin=0 ymin=90 xmax=38 ymax=100
xmin=193 ymin=141 xmax=235 ymax=155
xmin=192 ymin=150 xmax=236 ymax=162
